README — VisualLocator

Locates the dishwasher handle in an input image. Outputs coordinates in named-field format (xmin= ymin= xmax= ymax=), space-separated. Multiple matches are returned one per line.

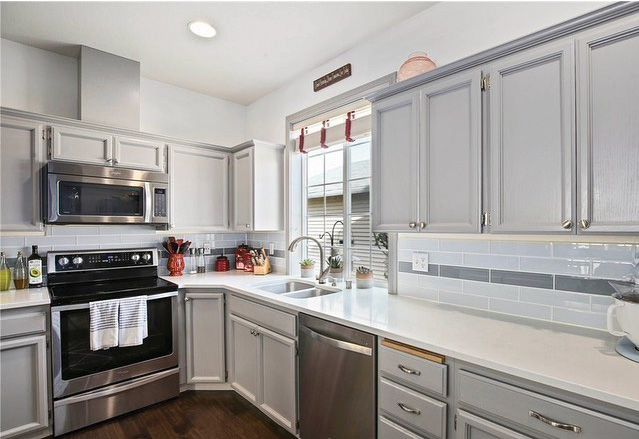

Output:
xmin=302 ymin=325 xmax=373 ymax=356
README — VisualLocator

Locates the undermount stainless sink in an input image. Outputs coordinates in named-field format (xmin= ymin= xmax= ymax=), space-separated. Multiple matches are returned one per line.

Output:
xmin=254 ymin=280 xmax=340 ymax=299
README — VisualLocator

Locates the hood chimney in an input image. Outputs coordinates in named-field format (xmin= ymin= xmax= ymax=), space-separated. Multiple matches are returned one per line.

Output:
xmin=79 ymin=46 xmax=140 ymax=130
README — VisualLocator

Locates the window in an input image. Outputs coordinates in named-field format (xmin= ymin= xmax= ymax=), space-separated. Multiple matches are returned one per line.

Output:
xmin=303 ymin=135 xmax=388 ymax=284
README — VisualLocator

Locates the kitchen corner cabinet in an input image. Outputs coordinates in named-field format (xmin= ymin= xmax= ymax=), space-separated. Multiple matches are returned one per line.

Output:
xmin=231 ymin=141 xmax=285 ymax=232
xmin=228 ymin=296 xmax=297 ymax=434
xmin=50 ymin=125 xmax=167 ymax=172
xmin=184 ymin=291 xmax=225 ymax=385
xmin=576 ymin=18 xmax=639 ymax=234
xmin=169 ymin=144 xmax=229 ymax=231
xmin=0 ymin=117 xmax=46 ymax=233
xmin=0 ymin=306 xmax=51 ymax=439
xmin=488 ymin=41 xmax=575 ymax=234
xmin=372 ymin=69 xmax=482 ymax=233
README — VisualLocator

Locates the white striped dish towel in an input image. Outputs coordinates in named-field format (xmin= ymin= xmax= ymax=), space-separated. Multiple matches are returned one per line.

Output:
xmin=118 ymin=295 xmax=148 ymax=347
xmin=89 ymin=299 xmax=119 ymax=351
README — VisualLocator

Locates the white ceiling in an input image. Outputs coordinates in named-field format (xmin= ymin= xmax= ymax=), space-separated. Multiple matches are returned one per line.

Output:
xmin=1 ymin=2 xmax=434 ymax=105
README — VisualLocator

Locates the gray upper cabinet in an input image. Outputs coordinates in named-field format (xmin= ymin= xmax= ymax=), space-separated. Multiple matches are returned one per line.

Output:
xmin=488 ymin=41 xmax=575 ymax=234
xmin=576 ymin=18 xmax=639 ymax=234
xmin=0 ymin=117 xmax=45 ymax=233
xmin=113 ymin=136 xmax=166 ymax=172
xmin=372 ymin=90 xmax=420 ymax=232
xmin=169 ymin=144 xmax=229 ymax=231
xmin=419 ymin=70 xmax=482 ymax=233
xmin=232 ymin=148 xmax=254 ymax=230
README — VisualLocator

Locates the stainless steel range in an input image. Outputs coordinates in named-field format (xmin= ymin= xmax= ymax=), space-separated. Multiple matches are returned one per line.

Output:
xmin=47 ymin=248 xmax=179 ymax=436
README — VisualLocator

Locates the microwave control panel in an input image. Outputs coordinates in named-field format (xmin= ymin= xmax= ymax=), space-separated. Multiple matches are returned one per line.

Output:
xmin=154 ymin=188 xmax=167 ymax=218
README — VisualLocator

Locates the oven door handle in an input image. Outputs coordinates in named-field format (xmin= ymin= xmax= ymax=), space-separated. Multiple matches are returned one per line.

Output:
xmin=52 ymin=290 xmax=178 ymax=312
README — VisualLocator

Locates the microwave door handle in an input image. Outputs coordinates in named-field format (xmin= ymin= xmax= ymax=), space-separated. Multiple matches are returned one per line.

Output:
xmin=144 ymin=182 xmax=152 ymax=222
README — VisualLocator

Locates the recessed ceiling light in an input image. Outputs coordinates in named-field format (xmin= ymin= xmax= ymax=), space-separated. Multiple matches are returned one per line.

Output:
xmin=188 ymin=21 xmax=216 ymax=38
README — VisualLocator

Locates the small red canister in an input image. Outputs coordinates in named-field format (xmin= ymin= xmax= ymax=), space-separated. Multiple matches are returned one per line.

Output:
xmin=235 ymin=245 xmax=250 ymax=270
xmin=215 ymin=255 xmax=230 ymax=272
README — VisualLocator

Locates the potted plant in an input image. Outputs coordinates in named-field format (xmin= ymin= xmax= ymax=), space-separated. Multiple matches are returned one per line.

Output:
xmin=300 ymin=259 xmax=315 ymax=279
xmin=355 ymin=266 xmax=374 ymax=289
xmin=328 ymin=256 xmax=343 ymax=281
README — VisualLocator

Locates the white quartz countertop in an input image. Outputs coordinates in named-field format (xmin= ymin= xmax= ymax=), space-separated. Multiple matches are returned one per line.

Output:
xmin=0 ymin=286 xmax=51 ymax=310
xmin=163 ymin=271 xmax=639 ymax=413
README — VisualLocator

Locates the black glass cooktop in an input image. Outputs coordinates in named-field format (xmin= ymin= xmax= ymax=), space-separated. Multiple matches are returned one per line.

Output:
xmin=49 ymin=276 xmax=178 ymax=306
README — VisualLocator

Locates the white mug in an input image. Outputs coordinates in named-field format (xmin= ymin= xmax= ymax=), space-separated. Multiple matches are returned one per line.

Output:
xmin=607 ymin=297 xmax=639 ymax=347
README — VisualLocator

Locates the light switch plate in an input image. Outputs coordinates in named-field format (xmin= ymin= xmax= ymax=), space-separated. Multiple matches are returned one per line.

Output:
xmin=412 ymin=252 xmax=429 ymax=272
xmin=203 ymin=241 xmax=212 ymax=255
xmin=269 ymin=242 xmax=275 ymax=256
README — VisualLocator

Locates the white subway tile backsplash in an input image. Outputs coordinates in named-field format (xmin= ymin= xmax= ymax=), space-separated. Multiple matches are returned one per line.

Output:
xmin=439 ymin=239 xmax=490 ymax=254
xmin=591 ymin=295 xmax=614 ymax=313
xmin=519 ymin=287 xmax=590 ymax=311
xmin=398 ymin=272 xmax=420 ymax=286
xmin=552 ymin=308 xmax=607 ymax=330
xmin=98 ymin=225 xmax=156 ymax=235
xmin=439 ymin=291 xmax=489 ymax=310
xmin=427 ymin=251 xmax=463 ymax=265
xmin=520 ymin=257 xmax=590 ymax=276
xmin=490 ymin=241 xmax=552 ymax=257
xmin=553 ymin=243 xmax=635 ymax=262
xmin=25 ymin=236 xmax=77 ymax=246
xmin=49 ymin=226 xmax=100 ymax=235
xmin=398 ymin=284 xmax=439 ymax=302
xmin=77 ymin=235 xmax=121 ymax=245
xmin=399 ymin=237 xmax=439 ymax=251
xmin=591 ymin=261 xmax=634 ymax=280
xmin=463 ymin=253 xmax=519 ymax=270
xmin=462 ymin=281 xmax=519 ymax=300
xmin=490 ymin=298 xmax=552 ymax=320
xmin=0 ymin=236 xmax=25 ymax=246
xmin=418 ymin=275 xmax=462 ymax=293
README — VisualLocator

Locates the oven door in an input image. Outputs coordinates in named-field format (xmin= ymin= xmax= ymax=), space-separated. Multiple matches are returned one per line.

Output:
xmin=47 ymin=172 xmax=153 ymax=224
xmin=51 ymin=291 xmax=178 ymax=399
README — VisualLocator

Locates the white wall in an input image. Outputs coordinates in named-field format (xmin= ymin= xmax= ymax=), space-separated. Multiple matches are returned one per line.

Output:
xmin=246 ymin=1 xmax=611 ymax=143
xmin=0 ymin=39 xmax=247 ymax=146
xmin=1 ymin=39 xmax=78 ymax=119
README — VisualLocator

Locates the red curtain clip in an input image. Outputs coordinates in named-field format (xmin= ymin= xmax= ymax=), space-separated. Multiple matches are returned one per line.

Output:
xmin=299 ymin=127 xmax=308 ymax=154
xmin=320 ymin=120 xmax=329 ymax=148
xmin=345 ymin=111 xmax=354 ymax=142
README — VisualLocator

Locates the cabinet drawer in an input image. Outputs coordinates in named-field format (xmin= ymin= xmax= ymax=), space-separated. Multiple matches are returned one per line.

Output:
xmin=379 ymin=416 xmax=427 ymax=439
xmin=228 ymin=295 xmax=296 ymax=338
xmin=379 ymin=377 xmax=447 ymax=439
xmin=0 ymin=309 xmax=47 ymax=339
xmin=458 ymin=370 xmax=639 ymax=439
xmin=379 ymin=343 xmax=447 ymax=396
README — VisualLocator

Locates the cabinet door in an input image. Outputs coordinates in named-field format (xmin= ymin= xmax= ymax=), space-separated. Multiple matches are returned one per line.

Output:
xmin=1 ymin=335 xmax=49 ymax=438
xmin=114 ymin=136 xmax=166 ymax=172
xmin=489 ymin=41 xmax=575 ymax=233
xmin=577 ymin=19 xmax=639 ymax=233
xmin=229 ymin=314 xmax=259 ymax=404
xmin=169 ymin=144 xmax=229 ymax=231
xmin=51 ymin=125 xmax=113 ymax=165
xmin=232 ymin=148 xmax=254 ymax=230
xmin=456 ymin=411 xmax=532 ymax=439
xmin=185 ymin=292 xmax=225 ymax=384
xmin=372 ymin=90 xmax=420 ymax=232
xmin=419 ymin=70 xmax=482 ymax=233
xmin=0 ymin=118 xmax=45 ymax=233
xmin=258 ymin=326 xmax=297 ymax=433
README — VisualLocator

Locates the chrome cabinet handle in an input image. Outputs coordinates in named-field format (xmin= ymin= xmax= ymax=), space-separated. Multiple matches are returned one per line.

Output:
xmin=398 ymin=364 xmax=421 ymax=376
xmin=397 ymin=402 xmax=421 ymax=415
xmin=561 ymin=220 xmax=573 ymax=230
xmin=245 ymin=224 xmax=251 ymax=228
xmin=250 ymin=329 xmax=259 ymax=336
xmin=408 ymin=222 xmax=417 ymax=229
xmin=113 ymin=158 xmax=120 ymax=165
xmin=106 ymin=158 xmax=113 ymax=163
xmin=529 ymin=411 xmax=581 ymax=433
xmin=419 ymin=222 xmax=426 ymax=229
xmin=184 ymin=297 xmax=190 ymax=301
xmin=578 ymin=219 xmax=590 ymax=229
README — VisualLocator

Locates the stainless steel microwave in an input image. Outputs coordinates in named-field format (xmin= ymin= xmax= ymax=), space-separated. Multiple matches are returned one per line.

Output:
xmin=45 ymin=162 xmax=169 ymax=225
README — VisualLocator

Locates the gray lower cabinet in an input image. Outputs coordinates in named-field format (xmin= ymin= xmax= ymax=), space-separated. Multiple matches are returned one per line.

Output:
xmin=0 ymin=117 xmax=45 ymax=233
xmin=488 ymin=40 xmax=575 ymax=234
xmin=0 ymin=306 xmax=51 ymax=439
xmin=228 ymin=297 xmax=297 ymax=434
xmin=576 ymin=17 xmax=639 ymax=234
xmin=184 ymin=291 xmax=225 ymax=385
xmin=456 ymin=410 xmax=532 ymax=439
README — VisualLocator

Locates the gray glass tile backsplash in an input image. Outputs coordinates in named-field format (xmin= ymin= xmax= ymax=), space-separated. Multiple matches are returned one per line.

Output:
xmin=397 ymin=237 xmax=637 ymax=330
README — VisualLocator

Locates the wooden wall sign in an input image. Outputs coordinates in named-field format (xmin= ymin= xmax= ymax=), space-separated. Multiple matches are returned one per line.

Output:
xmin=313 ymin=63 xmax=352 ymax=92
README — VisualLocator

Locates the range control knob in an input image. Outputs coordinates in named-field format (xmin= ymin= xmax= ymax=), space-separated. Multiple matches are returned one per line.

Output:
xmin=72 ymin=256 xmax=83 ymax=265
xmin=141 ymin=253 xmax=151 ymax=262
xmin=131 ymin=253 xmax=140 ymax=262
xmin=58 ymin=256 xmax=70 ymax=267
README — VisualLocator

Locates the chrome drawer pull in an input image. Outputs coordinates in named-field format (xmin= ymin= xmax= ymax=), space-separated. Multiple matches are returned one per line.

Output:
xmin=529 ymin=410 xmax=581 ymax=433
xmin=397 ymin=402 xmax=421 ymax=415
xmin=397 ymin=364 xmax=421 ymax=376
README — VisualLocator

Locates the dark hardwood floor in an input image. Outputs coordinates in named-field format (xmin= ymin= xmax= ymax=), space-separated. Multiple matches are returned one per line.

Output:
xmin=61 ymin=391 xmax=296 ymax=439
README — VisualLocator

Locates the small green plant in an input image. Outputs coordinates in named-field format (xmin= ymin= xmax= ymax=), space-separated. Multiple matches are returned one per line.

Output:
xmin=356 ymin=266 xmax=372 ymax=274
xmin=328 ymin=256 xmax=343 ymax=269
xmin=300 ymin=259 xmax=315 ymax=268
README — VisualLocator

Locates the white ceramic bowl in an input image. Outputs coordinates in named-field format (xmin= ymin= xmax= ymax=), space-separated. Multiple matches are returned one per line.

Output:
xmin=607 ymin=294 xmax=639 ymax=347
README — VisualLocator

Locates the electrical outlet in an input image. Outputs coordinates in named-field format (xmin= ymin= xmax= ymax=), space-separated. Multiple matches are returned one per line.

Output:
xmin=412 ymin=252 xmax=429 ymax=272
xmin=269 ymin=242 xmax=275 ymax=256
xmin=203 ymin=241 xmax=212 ymax=255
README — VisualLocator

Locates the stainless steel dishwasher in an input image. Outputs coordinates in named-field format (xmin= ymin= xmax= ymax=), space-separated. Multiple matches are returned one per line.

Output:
xmin=299 ymin=313 xmax=376 ymax=439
